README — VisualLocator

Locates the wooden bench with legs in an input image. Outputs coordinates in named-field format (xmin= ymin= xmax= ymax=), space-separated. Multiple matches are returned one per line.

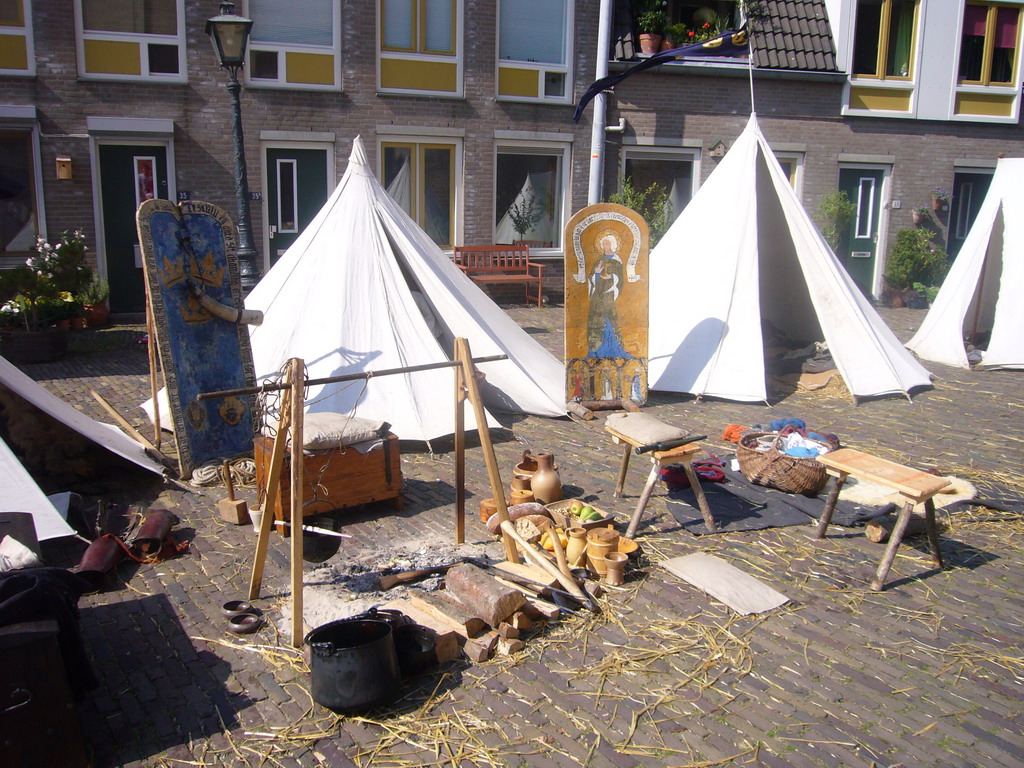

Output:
xmin=453 ymin=244 xmax=544 ymax=307
xmin=815 ymin=448 xmax=950 ymax=591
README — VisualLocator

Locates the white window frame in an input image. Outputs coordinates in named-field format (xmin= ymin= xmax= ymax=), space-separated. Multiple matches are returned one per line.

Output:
xmin=496 ymin=0 xmax=574 ymax=104
xmin=377 ymin=128 xmax=464 ymax=248
xmin=377 ymin=0 xmax=464 ymax=98
xmin=74 ymin=0 xmax=187 ymax=83
xmin=244 ymin=0 xmax=342 ymax=92
xmin=619 ymin=145 xmax=700 ymax=224
xmin=0 ymin=106 xmax=45 ymax=267
xmin=771 ymin=151 xmax=805 ymax=196
xmin=493 ymin=134 xmax=572 ymax=254
xmin=0 ymin=0 xmax=35 ymax=77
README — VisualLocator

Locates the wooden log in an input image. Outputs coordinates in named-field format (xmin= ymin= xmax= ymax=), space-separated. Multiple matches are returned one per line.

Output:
xmin=463 ymin=630 xmax=499 ymax=663
xmin=444 ymin=563 xmax=526 ymax=628
xmin=509 ymin=611 xmax=533 ymax=631
xmin=579 ymin=399 xmax=628 ymax=411
xmin=381 ymin=599 xmax=461 ymax=662
xmin=491 ymin=560 xmax=559 ymax=588
xmin=492 ymin=579 xmax=560 ymax=620
xmin=566 ymin=401 xmax=595 ymax=420
xmin=496 ymin=637 xmax=526 ymax=656
xmin=866 ymin=514 xmax=944 ymax=543
xmin=408 ymin=592 xmax=486 ymax=637
xmin=496 ymin=622 xmax=520 ymax=640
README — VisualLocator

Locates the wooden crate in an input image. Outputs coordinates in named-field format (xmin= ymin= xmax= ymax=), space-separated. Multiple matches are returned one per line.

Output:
xmin=254 ymin=435 xmax=403 ymax=521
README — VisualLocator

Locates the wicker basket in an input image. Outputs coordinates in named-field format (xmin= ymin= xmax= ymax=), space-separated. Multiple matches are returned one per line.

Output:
xmin=735 ymin=431 xmax=829 ymax=496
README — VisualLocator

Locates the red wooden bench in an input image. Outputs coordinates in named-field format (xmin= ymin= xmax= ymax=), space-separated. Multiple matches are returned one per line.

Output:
xmin=453 ymin=244 xmax=544 ymax=307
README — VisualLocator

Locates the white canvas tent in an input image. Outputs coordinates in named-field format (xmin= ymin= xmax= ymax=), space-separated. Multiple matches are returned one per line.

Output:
xmin=0 ymin=354 xmax=165 ymax=539
xmin=648 ymin=114 xmax=932 ymax=403
xmin=244 ymin=137 xmax=566 ymax=443
xmin=906 ymin=158 xmax=1024 ymax=370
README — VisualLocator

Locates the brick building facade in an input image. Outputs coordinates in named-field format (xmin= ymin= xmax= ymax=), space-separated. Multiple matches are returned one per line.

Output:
xmin=1 ymin=0 xmax=1021 ymax=312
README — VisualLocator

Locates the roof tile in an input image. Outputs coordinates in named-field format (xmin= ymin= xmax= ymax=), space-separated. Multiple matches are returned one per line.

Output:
xmin=750 ymin=0 xmax=839 ymax=72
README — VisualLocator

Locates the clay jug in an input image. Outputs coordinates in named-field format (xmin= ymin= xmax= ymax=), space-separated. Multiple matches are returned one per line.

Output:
xmin=565 ymin=527 xmax=588 ymax=568
xmin=529 ymin=452 xmax=562 ymax=504
xmin=601 ymin=551 xmax=628 ymax=586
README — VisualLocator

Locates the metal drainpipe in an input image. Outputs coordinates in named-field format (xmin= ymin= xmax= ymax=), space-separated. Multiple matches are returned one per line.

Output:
xmin=587 ymin=0 xmax=615 ymax=205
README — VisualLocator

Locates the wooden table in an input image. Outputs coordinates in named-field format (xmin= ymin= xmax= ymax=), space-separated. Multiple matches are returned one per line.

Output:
xmin=815 ymin=448 xmax=951 ymax=591
xmin=605 ymin=424 xmax=715 ymax=537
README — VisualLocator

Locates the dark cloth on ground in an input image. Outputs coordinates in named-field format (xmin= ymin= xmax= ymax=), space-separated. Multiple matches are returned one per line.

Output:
xmin=665 ymin=462 xmax=889 ymax=535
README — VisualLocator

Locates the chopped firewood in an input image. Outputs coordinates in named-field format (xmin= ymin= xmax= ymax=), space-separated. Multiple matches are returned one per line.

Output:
xmin=381 ymin=599 xmax=461 ymax=662
xmin=491 ymin=560 xmax=559 ymax=588
xmin=584 ymin=580 xmax=605 ymax=600
xmin=408 ymin=592 xmax=486 ymax=637
xmin=865 ymin=514 xmax=945 ymax=543
xmin=463 ymin=630 xmax=499 ymax=663
xmin=496 ymin=622 xmax=520 ymax=640
xmin=444 ymin=564 xmax=526 ymax=627
xmin=509 ymin=611 xmax=533 ymax=631
xmin=496 ymin=637 xmax=526 ymax=656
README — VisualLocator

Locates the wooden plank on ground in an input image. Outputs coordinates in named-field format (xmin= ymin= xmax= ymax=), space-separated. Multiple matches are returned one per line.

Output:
xmin=661 ymin=553 xmax=789 ymax=615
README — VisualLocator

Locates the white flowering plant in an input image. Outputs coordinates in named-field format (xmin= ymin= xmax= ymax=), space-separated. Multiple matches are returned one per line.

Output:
xmin=0 ymin=230 xmax=92 ymax=331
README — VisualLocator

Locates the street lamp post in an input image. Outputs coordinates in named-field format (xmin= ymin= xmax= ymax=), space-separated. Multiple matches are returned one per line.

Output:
xmin=206 ymin=2 xmax=260 ymax=291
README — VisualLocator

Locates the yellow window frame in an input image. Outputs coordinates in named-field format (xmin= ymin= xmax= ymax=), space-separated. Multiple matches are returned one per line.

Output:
xmin=960 ymin=2 xmax=1021 ymax=86
xmin=853 ymin=0 xmax=919 ymax=82
xmin=380 ymin=0 xmax=455 ymax=55
xmin=381 ymin=140 xmax=456 ymax=248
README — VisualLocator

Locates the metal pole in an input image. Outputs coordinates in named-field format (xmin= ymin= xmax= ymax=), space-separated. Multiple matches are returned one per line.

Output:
xmin=587 ymin=0 xmax=615 ymax=205
xmin=226 ymin=66 xmax=261 ymax=292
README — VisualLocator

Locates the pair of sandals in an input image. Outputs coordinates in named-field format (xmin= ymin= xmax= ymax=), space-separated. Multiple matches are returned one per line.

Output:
xmin=221 ymin=600 xmax=265 ymax=634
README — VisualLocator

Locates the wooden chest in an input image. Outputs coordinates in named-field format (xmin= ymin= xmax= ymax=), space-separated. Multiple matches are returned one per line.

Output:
xmin=254 ymin=435 xmax=403 ymax=520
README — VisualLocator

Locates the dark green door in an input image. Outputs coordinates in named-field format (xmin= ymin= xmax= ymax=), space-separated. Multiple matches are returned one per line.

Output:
xmin=98 ymin=144 xmax=169 ymax=313
xmin=838 ymin=167 xmax=885 ymax=295
xmin=948 ymin=171 xmax=993 ymax=260
xmin=265 ymin=148 xmax=328 ymax=265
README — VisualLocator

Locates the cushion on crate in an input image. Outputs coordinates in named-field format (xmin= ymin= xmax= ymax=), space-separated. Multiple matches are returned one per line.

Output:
xmin=301 ymin=413 xmax=390 ymax=449
xmin=605 ymin=412 xmax=689 ymax=445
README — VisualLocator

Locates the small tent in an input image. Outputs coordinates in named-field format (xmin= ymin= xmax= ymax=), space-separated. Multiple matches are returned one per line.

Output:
xmin=648 ymin=114 xmax=932 ymax=403
xmin=906 ymin=158 xmax=1024 ymax=370
xmin=1 ymin=354 xmax=165 ymax=539
xmin=244 ymin=137 xmax=566 ymax=443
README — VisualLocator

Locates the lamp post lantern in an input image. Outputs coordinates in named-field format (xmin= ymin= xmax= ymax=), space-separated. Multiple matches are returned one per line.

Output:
xmin=206 ymin=2 xmax=260 ymax=291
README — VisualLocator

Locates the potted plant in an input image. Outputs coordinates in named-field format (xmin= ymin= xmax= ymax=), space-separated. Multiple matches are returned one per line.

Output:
xmin=634 ymin=0 xmax=667 ymax=54
xmin=911 ymin=206 xmax=929 ymax=225
xmin=930 ymin=186 xmax=950 ymax=211
xmin=0 ymin=229 xmax=92 ymax=362
xmin=663 ymin=22 xmax=687 ymax=49
xmin=78 ymin=273 xmax=111 ymax=328
xmin=884 ymin=228 xmax=948 ymax=308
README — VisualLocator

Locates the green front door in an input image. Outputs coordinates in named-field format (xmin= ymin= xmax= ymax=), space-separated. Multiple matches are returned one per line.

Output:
xmin=98 ymin=144 xmax=169 ymax=313
xmin=948 ymin=171 xmax=993 ymax=260
xmin=838 ymin=167 xmax=885 ymax=295
xmin=265 ymin=148 xmax=328 ymax=265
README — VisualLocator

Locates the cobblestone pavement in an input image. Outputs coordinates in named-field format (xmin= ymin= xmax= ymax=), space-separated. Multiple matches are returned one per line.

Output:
xmin=15 ymin=307 xmax=1024 ymax=768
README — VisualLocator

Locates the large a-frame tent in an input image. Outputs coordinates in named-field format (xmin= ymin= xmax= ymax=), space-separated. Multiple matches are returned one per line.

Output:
xmin=648 ymin=114 xmax=932 ymax=403
xmin=244 ymin=137 xmax=566 ymax=443
xmin=906 ymin=158 xmax=1024 ymax=370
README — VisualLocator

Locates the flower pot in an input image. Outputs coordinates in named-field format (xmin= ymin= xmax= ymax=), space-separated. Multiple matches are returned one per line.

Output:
xmin=660 ymin=37 xmax=675 ymax=50
xmin=0 ymin=327 xmax=68 ymax=363
xmin=85 ymin=301 xmax=110 ymax=328
xmin=930 ymin=197 xmax=942 ymax=211
xmin=639 ymin=33 xmax=662 ymax=54
xmin=70 ymin=317 xmax=86 ymax=330
xmin=911 ymin=209 xmax=922 ymax=225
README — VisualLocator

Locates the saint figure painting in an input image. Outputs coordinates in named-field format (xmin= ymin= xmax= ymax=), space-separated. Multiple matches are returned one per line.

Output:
xmin=564 ymin=203 xmax=649 ymax=404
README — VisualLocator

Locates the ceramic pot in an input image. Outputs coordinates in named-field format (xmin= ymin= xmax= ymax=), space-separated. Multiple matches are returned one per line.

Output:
xmin=639 ymin=33 xmax=662 ymax=54
xmin=514 ymin=450 xmax=538 ymax=480
xmin=586 ymin=528 xmax=619 ymax=575
xmin=602 ymin=551 xmax=628 ymax=586
xmin=85 ymin=302 xmax=110 ymax=328
xmin=510 ymin=475 xmax=531 ymax=492
xmin=530 ymin=452 xmax=562 ymax=504
xmin=565 ymin=527 xmax=588 ymax=568
xmin=509 ymin=488 xmax=535 ymax=505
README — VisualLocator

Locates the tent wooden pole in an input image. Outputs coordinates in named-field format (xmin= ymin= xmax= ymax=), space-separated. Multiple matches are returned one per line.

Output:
xmin=248 ymin=379 xmax=292 ymax=600
xmin=455 ymin=337 xmax=519 ymax=564
xmin=289 ymin=357 xmax=305 ymax=647
xmin=454 ymin=342 xmax=466 ymax=544
xmin=90 ymin=390 xmax=169 ymax=463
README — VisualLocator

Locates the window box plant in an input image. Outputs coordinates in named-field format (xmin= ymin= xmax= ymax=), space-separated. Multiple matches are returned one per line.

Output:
xmin=634 ymin=0 xmax=667 ymax=54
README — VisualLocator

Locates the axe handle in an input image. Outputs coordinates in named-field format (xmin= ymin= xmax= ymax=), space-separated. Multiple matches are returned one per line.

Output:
xmin=634 ymin=435 xmax=706 ymax=455
xmin=378 ymin=562 xmax=461 ymax=591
